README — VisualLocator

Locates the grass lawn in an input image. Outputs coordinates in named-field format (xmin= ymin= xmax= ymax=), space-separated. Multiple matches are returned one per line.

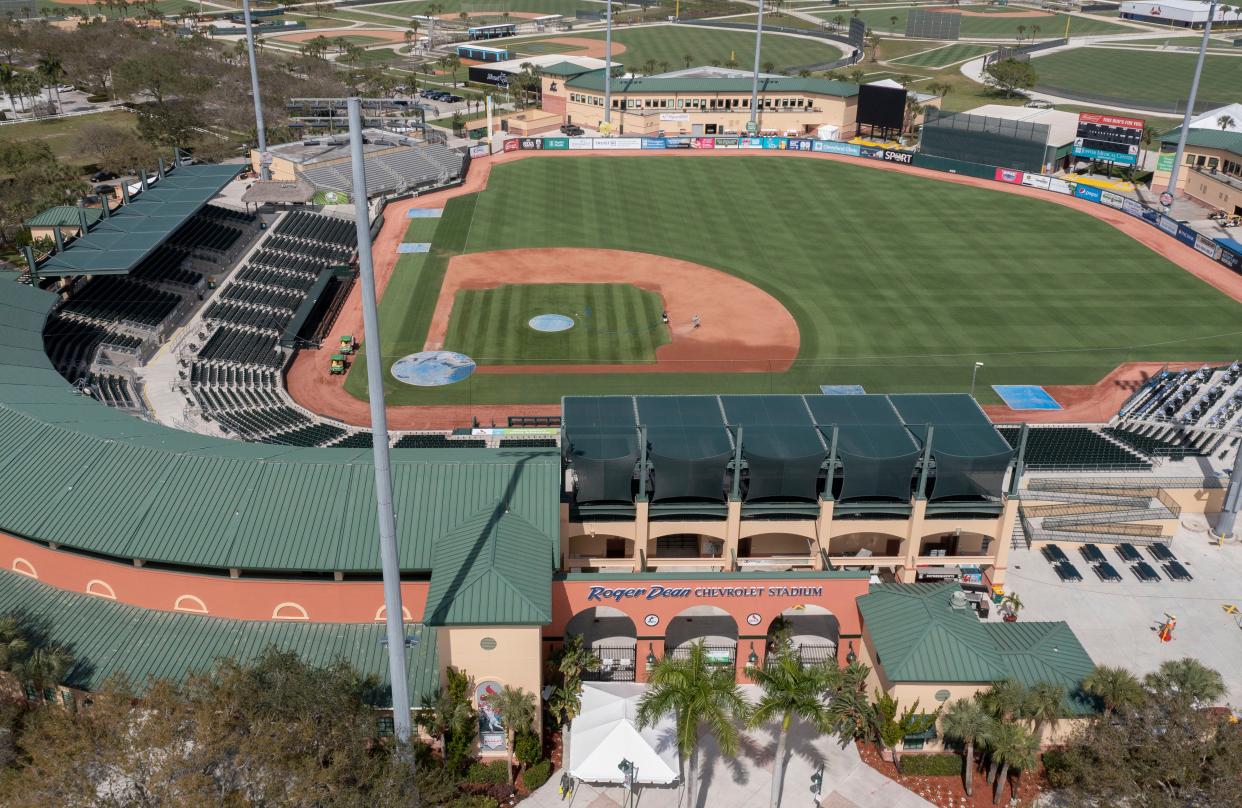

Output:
xmin=889 ymin=42 xmax=993 ymax=68
xmin=39 ymin=0 xmax=199 ymax=17
xmin=345 ymin=156 xmax=1242 ymax=406
xmin=352 ymin=47 xmax=401 ymax=65
xmin=513 ymin=25 xmax=848 ymax=71
xmin=1031 ymin=47 xmax=1242 ymax=110
xmin=0 ymin=109 xmax=138 ymax=168
xmin=443 ymin=283 xmax=670 ymax=363
xmin=812 ymin=6 xmax=1135 ymax=38
xmin=874 ymin=37 xmax=950 ymax=61
xmin=726 ymin=13 xmax=833 ymax=31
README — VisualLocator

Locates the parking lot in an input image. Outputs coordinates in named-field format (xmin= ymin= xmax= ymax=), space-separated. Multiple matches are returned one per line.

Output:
xmin=1004 ymin=526 xmax=1242 ymax=705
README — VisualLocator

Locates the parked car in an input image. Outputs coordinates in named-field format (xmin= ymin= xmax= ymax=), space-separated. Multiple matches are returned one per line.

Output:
xmin=445 ymin=94 xmax=464 ymax=103
xmin=1024 ymin=98 xmax=1053 ymax=109
xmin=93 ymin=184 xmax=116 ymax=196
xmin=91 ymin=170 xmax=117 ymax=182
xmin=560 ymin=124 xmax=584 ymax=136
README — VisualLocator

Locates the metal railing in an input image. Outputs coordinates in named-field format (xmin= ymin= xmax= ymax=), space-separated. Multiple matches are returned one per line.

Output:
xmin=585 ymin=646 xmax=637 ymax=682
xmin=668 ymin=644 xmax=736 ymax=667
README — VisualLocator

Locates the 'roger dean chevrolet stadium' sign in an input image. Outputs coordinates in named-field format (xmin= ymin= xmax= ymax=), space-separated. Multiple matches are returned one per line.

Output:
xmin=587 ymin=584 xmax=825 ymax=602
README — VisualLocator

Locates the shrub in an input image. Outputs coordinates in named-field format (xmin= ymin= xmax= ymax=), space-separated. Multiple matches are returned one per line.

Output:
xmin=464 ymin=759 xmax=508 ymax=785
xmin=86 ymin=94 xmax=110 ymax=103
xmin=522 ymin=759 xmax=552 ymax=791
xmin=514 ymin=729 xmax=541 ymax=767
xmin=898 ymin=753 xmax=963 ymax=776
xmin=1042 ymin=748 xmax=1073 ymax=788
xmin=446 ymin=797 xmax=498 ymax=808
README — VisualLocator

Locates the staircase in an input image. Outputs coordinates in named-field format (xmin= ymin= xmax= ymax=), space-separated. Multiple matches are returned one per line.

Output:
xmin=1017 ymin=479 xmax=1180 ymax=546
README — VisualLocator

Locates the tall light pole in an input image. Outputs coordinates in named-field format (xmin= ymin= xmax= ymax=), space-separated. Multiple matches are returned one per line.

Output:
xmin=749 ymin=0 xmax=765 ymax=131
xmin=346 ymin=97 xmax=415 ymax=769
xmin=970 ymin=361 xmax=984 ymax=397
xmin=1166 ymin=0 xmax=1216 ymax=195
xmin=242 ymin=0 xmax=270 ymax=181
xmin=604 ymin=0 xmax=613 ymax=128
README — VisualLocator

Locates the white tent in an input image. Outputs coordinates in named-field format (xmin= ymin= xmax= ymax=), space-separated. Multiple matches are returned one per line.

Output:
xmin=567 ymin=682 xmax=680 ymax=786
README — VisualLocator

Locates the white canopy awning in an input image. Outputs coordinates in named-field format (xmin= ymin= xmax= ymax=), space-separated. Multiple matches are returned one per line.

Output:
xmin=568 ymin=683 xmax=680 ymax=786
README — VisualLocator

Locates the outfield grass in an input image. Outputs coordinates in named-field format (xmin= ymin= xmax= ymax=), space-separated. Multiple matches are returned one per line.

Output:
xmin=345 ymin=156 xmax=1242 ymax=406
xmin=443 ymin=283 xmax=670 ymax=363
xmin=1032 ymin=48 xmax=1242 ymax=109
xmin=889 ymin=42 xmax=993 ymax=68
xmin=513 ymin=25 xmax=848 ymax=71
xmin=811 ymin=6 xmax=1135 ymax=38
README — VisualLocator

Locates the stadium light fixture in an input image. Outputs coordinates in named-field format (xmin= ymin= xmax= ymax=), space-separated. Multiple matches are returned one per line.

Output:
xmin=346 ymin=98 xmax=415 ymax=775
xmin=1166 ymin=0 xmax=1217 ymax=198
xmin=749 ymin=0 xmax=765 ymax=130
xmin=242 ymin=0 xmax=271 ymax=182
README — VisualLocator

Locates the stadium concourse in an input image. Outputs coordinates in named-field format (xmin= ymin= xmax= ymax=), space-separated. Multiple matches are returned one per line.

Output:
xmin=3 ymin=150 xmax=1241 ymax=796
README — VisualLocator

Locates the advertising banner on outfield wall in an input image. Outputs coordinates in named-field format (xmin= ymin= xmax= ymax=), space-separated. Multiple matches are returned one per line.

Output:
xmin=812 ymin=140 xmax=861 ymax=156
xmin=1073 ymin=184 xmax=1103 ymax=203
xmin=1158 ymin=215 xmax=1180 ymax=237
xmin=762 ymin=137 xmax=789 ymax=150
xmin=1021 ymin=173 xmax=1050 ymax=190
xmin=1217 ymin=243 xmax=1242 ymax=272
xmin=740 ymin=137 xmax=765 ymax=149
xmin=1175 ymin=223 xmax=1198 ymax=248
xmin=665 ymin=137 xmax=692 ymax=149
xmin=1122 ymin=198 xmax=1147 ymax=219
xmin=593 ymin=138 xmax=642 ymax=150
xmin=1100 ymin=190 xmax=1126 ymax=210
xmin=542 ymin=137 xmax=569 ymax=150
xmin=504 ymin=138 xmax=520 ymax=152
xmin=1194 ymin=234 xmax=1221 ymax=259
xmin=994 ymin=167 xmax=1023 ymax=184
xmin=518 ymin=138 xmax=543 ymax=150
xmin=642 ymin=138 xmax=667 ymax=149
xmin=469 ymin=144 xmax=489 ymax=158
xmin=715 ymin=137 xmax=740 ymax=148
xmin=568 ymin=137 xmax=593 ymax=150
xmin=692 ymin=138 xmax=715 ymax=149
xmin=861 ymin=146 xmax=914 ymax=164
xmin=789 ymin=139 xmax=813 ymax=152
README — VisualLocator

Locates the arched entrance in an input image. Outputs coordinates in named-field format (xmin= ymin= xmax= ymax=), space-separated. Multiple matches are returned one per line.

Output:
xmin=766 ymin=605 xmax=839 ymax=667
xmin=665 ymin=605 xmax=738 ymax=668
xmin=565 ymin=606 xmax=638 ymax=682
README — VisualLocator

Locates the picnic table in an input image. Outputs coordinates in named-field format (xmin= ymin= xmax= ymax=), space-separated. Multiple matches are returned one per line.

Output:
xmin=1133 ymin=561 xmax=1161 ymax=582
xmin=1149 ymin=543 xmax=1175 ymax=562
xmin=1093 ymin=562 xmax=1122 ymax=582
xmin=1080 ymin=544 xmax=1106 ymax=563
xmin=1043 ymin=545 xmax=1069 ymax=563
xmin=1054 ymin=561 xmax=1083 ymax=582
xmin=1164 ymin=560 xmax=1193 ymax=581
xmin=1117 ymin=543 xmax=1143 ymax=563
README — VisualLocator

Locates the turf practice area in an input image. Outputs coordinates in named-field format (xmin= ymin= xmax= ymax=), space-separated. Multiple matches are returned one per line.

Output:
xmin=888 ymin=42 xmax=995 ymax=68
xmin=513 ymin=26 xmax=847 ymax=71
xmin=442 ymin=283 xmax=670 ymax=364
xmin=811 ymin=5 xmax=1134 ymax=37
xmin=345 ymin=156 xmax=1242 ymax=407
xmin=1031 ymin=47 xmax=1242 ymax=109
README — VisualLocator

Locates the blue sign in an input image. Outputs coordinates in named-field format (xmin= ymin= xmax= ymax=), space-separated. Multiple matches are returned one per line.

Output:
xmin=1175 ymin=223 xmax=1198 ymax=248
xmin=1073 ymin=144 xmax=1138 ymax=166
xmin=812 ymin=140 xmax=861 ymax=156
xmin=641 ymin=138 xmax=666 ymax=149
xmin=1073 ymin=184 xmax=1103 ymax=202
xmin=1217 ymin=244 xmax=1241 ymax=272
xmin=665 ymin=137 xmax=692 ymax=149
xmin=762 ymin=137 xmax=788 ymax=150
xmin=788 ymin=138 xmax=813 ymax=151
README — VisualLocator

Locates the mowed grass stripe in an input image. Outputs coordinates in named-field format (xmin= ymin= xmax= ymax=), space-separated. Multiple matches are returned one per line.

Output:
xmin=441 ymin=283 xmax=669 ymax=364
xmin=349 ymin=157 xmax=1242 ymax=406
xmin=890 ymin=42 xmax=994 ymax=68
xmin=1031 ymin=47 xmax=1242 ymax=108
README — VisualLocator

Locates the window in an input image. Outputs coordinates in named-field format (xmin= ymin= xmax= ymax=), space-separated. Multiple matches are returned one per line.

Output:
xmin=902 ymin=736 xmax=927 ymax=751
xmin=656 ymin=535 xmax=699 ymax=557
xmin=376 ymin=716 xmax=395 ymax=737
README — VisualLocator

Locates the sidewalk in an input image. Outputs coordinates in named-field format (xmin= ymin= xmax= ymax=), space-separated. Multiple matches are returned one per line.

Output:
xmin=523 ymin=721 xmax=935 ymax=808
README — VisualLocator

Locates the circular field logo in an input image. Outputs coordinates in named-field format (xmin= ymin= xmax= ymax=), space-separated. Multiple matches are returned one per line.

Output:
xmin=528 ymin=313 xmax=575 ymax=333
xmin=391 ymin=351 xmax=476 ymax=386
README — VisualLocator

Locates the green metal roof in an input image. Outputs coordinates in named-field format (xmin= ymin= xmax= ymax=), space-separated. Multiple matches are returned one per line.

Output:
xmin=564 ymin=72 xmax=859 ymax=98
xmin=1158 ymin=127 xmax=1242 ymax=158
xmin=0 ymin=283 xmax=561 ymax=577
xmin=538 ymin=61 xmax=596 ymax=77
xmin=36 ymin=164 xmax=241 ymax=276
xmin=859 ymin=584 xmax=1096 ymax=713
xmin=424 ymin=508 xmax=554 ymax=625
xmin=0 ymin=570 xmax=440 ymax=707
xmin=25 ymin=205 xmax=105 ymax=229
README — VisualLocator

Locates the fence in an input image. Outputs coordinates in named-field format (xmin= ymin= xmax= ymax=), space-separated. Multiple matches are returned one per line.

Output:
xmin=585 ymin=646 xmax=637 ymax=681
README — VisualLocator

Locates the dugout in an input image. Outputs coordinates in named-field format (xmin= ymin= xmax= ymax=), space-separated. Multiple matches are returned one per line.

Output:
xmin=919 ymin=109 xmax=1052 ymax=175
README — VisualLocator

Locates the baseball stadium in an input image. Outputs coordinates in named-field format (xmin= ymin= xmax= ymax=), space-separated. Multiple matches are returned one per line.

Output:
xmin=6 ymin=58 xmax=1242 ymax=800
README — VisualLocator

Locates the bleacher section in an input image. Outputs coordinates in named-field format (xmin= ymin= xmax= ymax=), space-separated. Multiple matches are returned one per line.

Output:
xmin=299 ymin=143 xmax=465 ymax=198
xmin=83 ymin=372 xmax=136 ymax=409
xmin=271 ymin=211 xmax=357 ymax=262
xmin=330 ymin=431 xmax=374 ymax=448
xmin=59 ymin=276 xmax=180 ymax=331
xmin=997 ymin=426 xmax=1151 ymax=472
xmin=128 ymin=244 xmax=202 ymax=290
xmin=197 ymin=326 xmax=284 ymax=367
xmin=393 ymin=434 xmax=486 ymax=449
xmin=1112 ymin=362 xmax=1242 ymax=460
xmin=1101 ymin=427 xmax=1206 ymax=461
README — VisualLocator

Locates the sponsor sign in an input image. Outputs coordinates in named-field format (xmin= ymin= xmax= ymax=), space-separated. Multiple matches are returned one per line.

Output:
xmin=567 ymin=137 xmax=593 ymax=150
xmin=641 ymin=138 xmax=667 ymax=149
xmin=1218 ymin=244 xmax=1241 ymax=272
xmin=1073 ymin=184 xmax=1103 ymax=203
xmin=994 ymin=167 xmax=1023 ymax=185
xmin=1099 ymin=189 xmax=1126 ymax=210
xmin=468 ymin=144 xmax=489 ymax=158
xmin=542 ymin=137 xmax=569 ymax=150
xmin=518 ymin=138 xmax=543 ymax=150
xmin=586 ymin=584 xmax=826 ymax=603
xmin=1073 ymin=144 xmax=1140 ymax=166
xmin=1121 ymin=198 xmax=1147 ymax=219
xmin=1021 ymin=173 xmax=1051 ymax=190
xmin=714 ymin=137 xmax=740 ymax=148
xmin=861 ymin=146 xmax=915 ymax=163
xmin=1194 ymin=233 xmax=1221 ymax=259
xmin=659 ymin=112 xmax=690 ymax=122
xmin=1157 ymin=153 xmax=1175 ymax=172
xmin=812 ymin=140 xmax=861 ymax=156
xmin=592 ymin=137 xmax=642 ymax=150
xmin=503 ymin=138 xmax=520 ymax=152
xmin=1141 ymin=208 xmax=1160 ymax=225
xmin=692 ymin=137 xmax=715 ymax=149
xmin=762 ymin=137 xmax=788 ymax=150
xmin=1073 ymin=112 xmax=1143 ymax=167
xmin=664 ymin=137 xmax=692 ymax=149
xmin=739 ymin=137 xmax=765 ymax=149
xmin=1175 ymin=222 xmax=1198 ymax=248
xmin=788 ymin=139 xmax=813 ymax=152
xmin=1049 ymin=178 xmax=1075 ymax=195
xmin=1157 ymin=214 xmax=1180 ymax=237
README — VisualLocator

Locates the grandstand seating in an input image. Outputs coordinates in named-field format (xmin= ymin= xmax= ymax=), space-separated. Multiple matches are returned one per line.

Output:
xmin=393 ymin=434 xmax=486 ymax=449
xmin=261 ymin=423 xmax=347 ymax=447
xmin=83 ymin=373 xmax=135 ymax=409
xmin=129 ymin=244 xmax=202 ymax=289
xmin=299 ymin=143 xmax=465 ymax=198
xmin=270 ymin=211 xmax=357 ymax=264
xmin=330 ymin=432 xmax=374 ymax=448
xmin=203 ymin=300 xmax=292 ymax=333
xmin=498 ymin=438 xmax=558 ymax=448
xmin=997 ymin=426 xmax=1151 ymax=471
xmin=1102 ymin=427 xmax=1206 ymax=461
xmin=59 ymin=276 xmax=180 ymax=331
xmin=220 ymin=282 xmax=304 ymax=313
xmin=197 ymin=326 xmax=284 ymax=367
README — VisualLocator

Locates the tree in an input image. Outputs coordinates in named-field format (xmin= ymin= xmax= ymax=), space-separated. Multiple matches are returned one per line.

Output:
xmin=547 ymin=635 xmax=600 ymax=764
xmin=1218 ymin=114 xmax=1236 ymax=130
xmin=35 ymin=53 xmax=63 ymax=112
xmin=977 ymin=678 xmax=1027 ymax=785
xmin=77 ymin=122 xmax=159 ymax=175
xmin=940 ymin=698 xmax=992 ymax=796
xmin=1082 ymin=664 xmax=1145 ymax=717
xmin=637 ymin=642 xmax=750 ymax=808
xmin=987 ymin=722 xmax=1037 ymax=805
xmin=824 ymin=661 xmax=872 ymax=743
xmin=870 ymin=690 xmax=937 ymax=767
xmin=747 ymin=646 xmax=837 ymax=808
xmin=1016 ymin=23 xmax=1027 ymax=42
xmin=762 ymin=59 xmax=775 ymax=74
xmin=889 ymin=14 xmax=898 ymax=31
xmin=484 ymin=685 xmax=536 ymax=790
xmin=983 ymin=58 xmax=1037 ymax=98
xmin=1022 ymin=681 xmax=1065 ymax=739
xmin=13 ymin=646 xmax=73 ymax=704
xmin=416 ymin=665 xmax=476 ymax=769
xmin=683 ymin=52 xmax=692 ymax=68
xmin=1144 ymin=657 xmax=1226 ymax=707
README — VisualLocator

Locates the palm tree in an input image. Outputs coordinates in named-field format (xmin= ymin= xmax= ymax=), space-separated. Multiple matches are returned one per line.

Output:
xmin=548 ymin=635 xmax=601 ymax=762
xmin=747 ymin=645 xmax=836 ymax=808
xmin=15 ymin=645 xmax=73 ymax=704
xmin=762 ymin=60 xmax=776 ymax=74
xmin=0 ymin=63 xmax=18 ymax=116
xmin=0 ymin=616 xmax=30 ymax=670
xmin=988 ymin=722 xmax=1037 ymax=805
xmin=1001 ymin=592 xmax=1023 ymax=622
xmin=977 ymin=678 xmax=1027 ymax=785
xmin=1016 ymin=23 xmax=1027 ymax=42
xmin=1023 ymin=681 xmax=1065 ymax=740
xmin=1218 ymin=114 xmax=1236 ymax=130
xmin=889 ymin=14 xmax=898 ymax=31
xmin=417 ymin=666 xmax=475 ymax=758
xmin=1144 ymin=658 xmax=1226 ymax=706
xmin=1031 ymin=23 xmax=1041 ymax=39
xmin=683 ymin=53 xmax=693 ymax=69
xmin=637 ymin=641 xmax=750 ymax=808
xmin=1082 ymin=665 xmax=1144 ymax=716
xmin=486 ymin=684 xmax=537 ymax=790
xmin=36 ymin=54 xmax=64 ymax=112
xmin=824 ymin=661 xmax=872 ymax=742
xmin=941 ymin=698 xmax=992 ymax=796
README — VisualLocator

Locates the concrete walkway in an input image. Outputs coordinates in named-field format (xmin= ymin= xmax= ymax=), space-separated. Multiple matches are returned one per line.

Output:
xmin=524 ymin=719 xmax=934 ymax=808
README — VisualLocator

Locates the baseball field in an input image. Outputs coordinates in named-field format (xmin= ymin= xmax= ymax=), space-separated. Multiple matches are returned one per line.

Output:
xmin=1031 ymin=47 xmax=1242 ymax=109
xmin=343 ymin=155 xmax=1242 ymax=407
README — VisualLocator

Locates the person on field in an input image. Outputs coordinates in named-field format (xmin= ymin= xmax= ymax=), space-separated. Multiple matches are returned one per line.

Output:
xmin=692 ymin=315 xmax=701 ymax=329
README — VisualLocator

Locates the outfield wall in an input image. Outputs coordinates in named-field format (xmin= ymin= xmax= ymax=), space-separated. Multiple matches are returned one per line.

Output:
xmin=499 ymin=135 xmax=1242 ymax=278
